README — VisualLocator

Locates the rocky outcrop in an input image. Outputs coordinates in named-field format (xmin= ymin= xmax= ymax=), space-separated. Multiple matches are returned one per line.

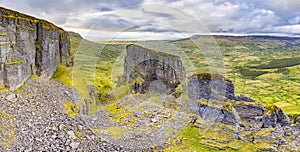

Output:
xmin=0 ymin=7 xmax=71 ymax=90
xmin=187 ymin=73 xmax=254 ymax=112
xmin=195 ymin=92 xmax=291 ymax=130
xmin=196 ymin=99 xmax=298 ymax=151
xmin=187 ymin=73 xmax=254 ymax=102
xmin=262 ymin=109 xmax=291 ymax=128
xmin=188 ymin=74 xmax=296 ymax=151
xmin=124 ymin=44 xmax=185 ymax=94
xmin=186 ymin=73 xmax=292 ymax=144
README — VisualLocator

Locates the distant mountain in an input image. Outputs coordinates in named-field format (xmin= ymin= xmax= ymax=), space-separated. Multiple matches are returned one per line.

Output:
xmin=171 ymin=34 xmax=300 ymax=42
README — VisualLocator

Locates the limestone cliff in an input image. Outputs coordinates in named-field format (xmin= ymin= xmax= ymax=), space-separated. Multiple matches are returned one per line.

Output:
xmin=0 ymin=7 xmax=71 ymax=90
xmin=124 ymin=44 xmax=185 ymax=94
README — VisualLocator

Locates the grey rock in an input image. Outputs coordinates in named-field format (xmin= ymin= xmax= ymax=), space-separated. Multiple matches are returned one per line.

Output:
xmin=0 ymin=6 xmax=72 ymax=91
xmin=5 ymin=93 xmax=17 ymax=102
xmin=236 ymin=94 xmax=254 ymax=102
xmin=124 ymin=44 xmax=185 ymax=94
xmin=187 ymin=74 xmax=235 ymax=103
xmin=262 ymin=109 xmax=291 ymax=128
xmin=150 ymin=116 xmax=158 ymax=123
xmin=0 ymin=79 xmax=126 ymax=151
xmin=67 ymin=131 xmax=76 ymax=139
xmin=70 ymin=142 xmax=80 ymax=149
xmin=198 ymin=104 xmax=239 ymax=126
xmin=175 ymin=139 xmax=182 ymax=145
xmin=234 ymin=104 xmax=264 ymax=119
xmin=187 ymin=73 xmax=254 ymax=112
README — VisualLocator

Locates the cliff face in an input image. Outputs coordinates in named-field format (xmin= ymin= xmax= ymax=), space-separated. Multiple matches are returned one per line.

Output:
xmin=124 ymin=44 xmax=185 ymax=94
xmin=0 ymin=7 xmax=71 ymax=90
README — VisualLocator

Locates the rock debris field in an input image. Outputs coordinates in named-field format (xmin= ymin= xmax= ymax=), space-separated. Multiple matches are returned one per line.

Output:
xmin=0 ymin=79 xmax=127 ymax=152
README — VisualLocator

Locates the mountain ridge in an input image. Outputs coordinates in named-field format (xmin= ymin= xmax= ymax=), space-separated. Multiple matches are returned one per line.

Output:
xmin=170 ymin=34 xmax=300 ymax=42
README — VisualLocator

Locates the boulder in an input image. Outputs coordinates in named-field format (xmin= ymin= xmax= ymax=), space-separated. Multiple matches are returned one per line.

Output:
xmin=5 ymin=93 xmax=17 ymax=102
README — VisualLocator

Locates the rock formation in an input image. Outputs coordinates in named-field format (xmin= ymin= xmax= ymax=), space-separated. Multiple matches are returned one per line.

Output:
xmin=124 ymin=44 xmax=185 ymax=94
xmin=187 ymin=75 xmax=298 ymax=151
xmin=187 ymin=73 xmax=254 ymax=112
xmin=123 ymin=44 xmax=299 ymax=151
xmin=0 ymin=7 xmax=71 ymax=90
xmin=187 ymin=74 xmax=292 ymax=129
xmin=188 ymin=73 xmax=253 ymax=102
xmin=123 ymin=45 xmax=291 ymax=130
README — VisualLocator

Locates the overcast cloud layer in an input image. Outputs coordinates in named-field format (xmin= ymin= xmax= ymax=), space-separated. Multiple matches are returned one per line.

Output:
xmin=0 ymin=0 xmax=299 ymax=40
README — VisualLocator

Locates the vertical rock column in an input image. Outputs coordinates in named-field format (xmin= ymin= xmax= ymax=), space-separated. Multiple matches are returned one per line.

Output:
xmin=35 ymin=22 xmax=61 ymax=79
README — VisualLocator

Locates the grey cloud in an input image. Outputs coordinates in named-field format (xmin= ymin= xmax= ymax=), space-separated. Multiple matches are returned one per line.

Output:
xmin=141 ymin=8 xmax=176 ymax=19
xmin=0 ymin=0 xmax=143 ymax=25
xmin=0 ymin=0 xmax=299 ymax=38
xmin=289 ymin=17 xmax=300 ymax=24
xmin=98 ymin=7 xmax=113 ymax=12
xmin=133 ymin=24 xmax=177 ymax=32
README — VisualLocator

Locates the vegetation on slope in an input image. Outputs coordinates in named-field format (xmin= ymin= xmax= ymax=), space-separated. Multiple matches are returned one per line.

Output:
xmin=65 ymin=33 xmax=300 ymax=150
xmin=51 ymin=65 xmax=90 ymax=117
xmin=70 ymin=33 xmax=129 ymax=104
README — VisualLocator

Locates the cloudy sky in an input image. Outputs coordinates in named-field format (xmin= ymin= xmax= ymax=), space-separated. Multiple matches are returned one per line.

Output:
xmin=0 ymin=0 xmax=299 ymax=40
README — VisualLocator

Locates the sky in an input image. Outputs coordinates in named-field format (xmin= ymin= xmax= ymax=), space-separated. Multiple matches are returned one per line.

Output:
xmin=0 ymin=0 xmax=299 ymax=40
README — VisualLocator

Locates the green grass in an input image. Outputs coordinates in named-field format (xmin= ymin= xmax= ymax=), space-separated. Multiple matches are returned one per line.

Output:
xmin=237 ymin=67 xmax=268 ymax=79
xmin=70 ymin=34 xmax=126 ymax=104
xmin=51 ymin=64 xmax=92 ymax=114
xmin=167 ymin=125 xmax=238 ymax=152
xmin=253 ymin=57 xmax=300 ymax=69
xmin=257 ymin=73 xmax=284 ymax=80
